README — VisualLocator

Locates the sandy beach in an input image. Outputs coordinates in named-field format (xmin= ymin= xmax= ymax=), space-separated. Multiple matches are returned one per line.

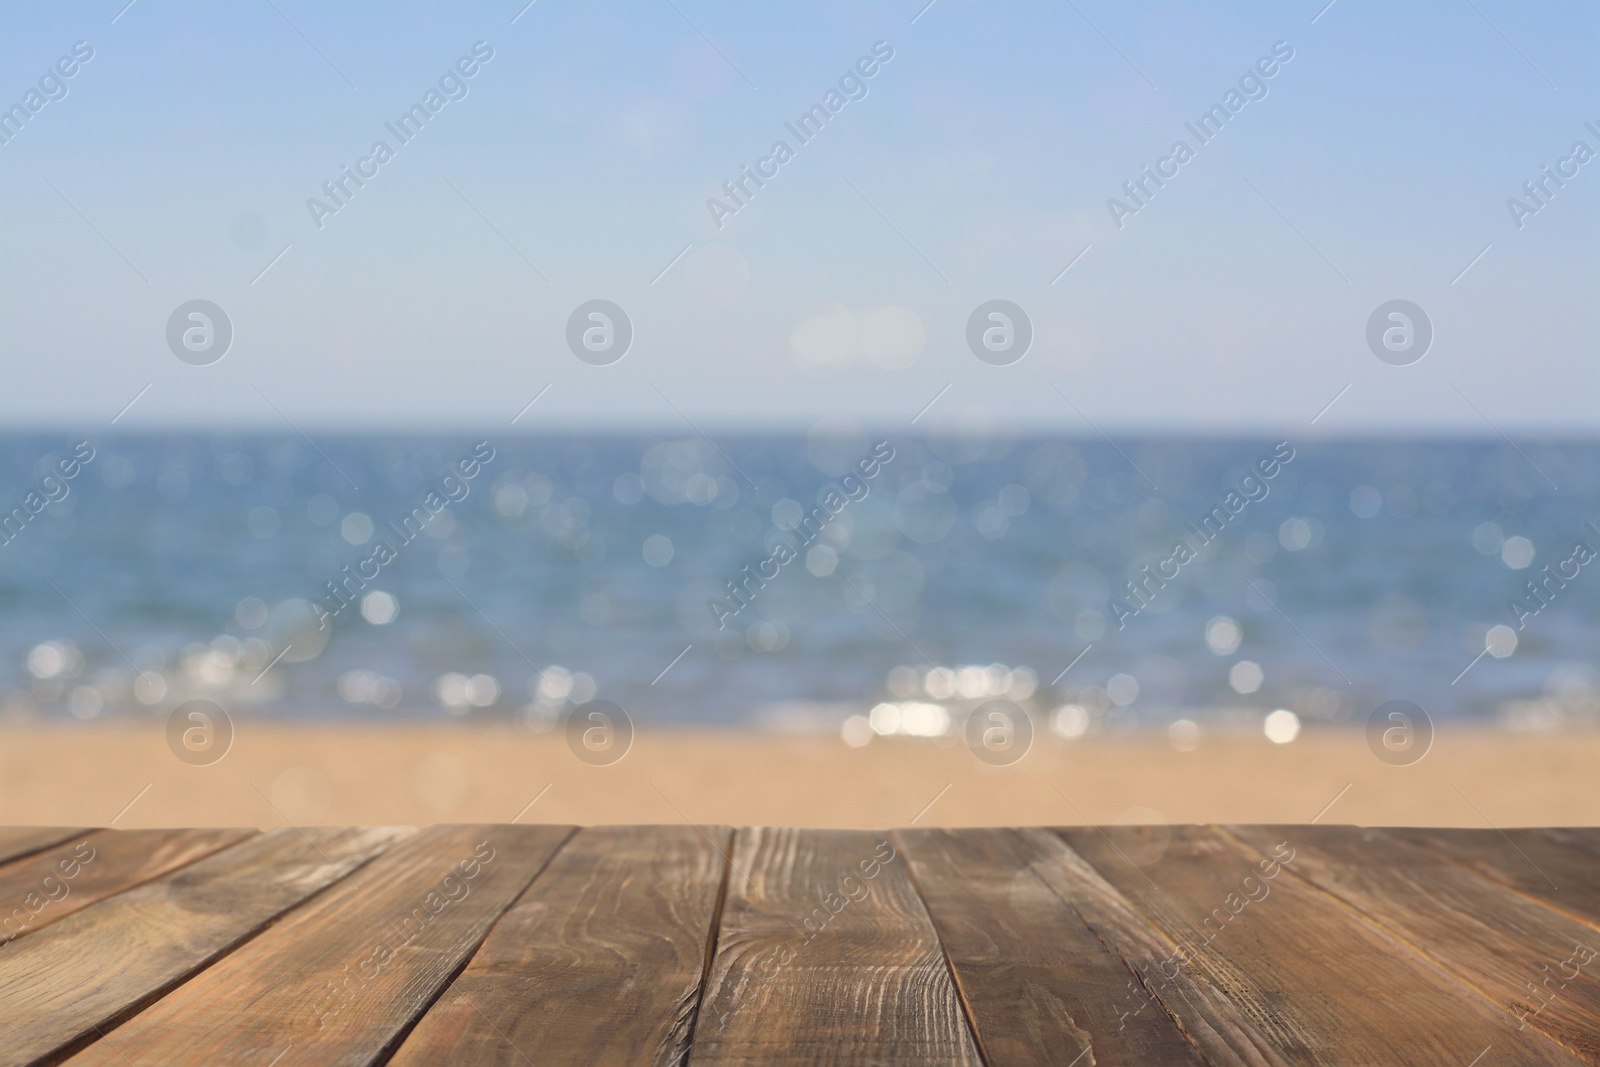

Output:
xmin=1 ymin=722 xmax=1594 ymax=830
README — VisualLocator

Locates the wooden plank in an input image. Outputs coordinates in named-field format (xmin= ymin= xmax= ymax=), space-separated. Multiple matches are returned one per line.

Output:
xmin=0 ymin=826 xmax=406 ymax=1067
xmin=1016 ymin=827 xmax=1294 ymax=1066
xmin=1058 ymin=825 xmax=1587 ymax=1065
xmin=63 ymin=823 xmax=572 ymax=1067
xmin=1543 ymin=828 xmax=1600 ymax=856
xmin=388 ymin=825 xmax=730 ymax=1066
xmin=1381 ymin=829 xmax=1600 ymax=948
xmin=894 ymin=827 xmax=1203 ymax=1066
xmin=0 ymin=827 xmax=89 ymax=867
xmin=1385 ymin=828 xmax=1600 ymax=935
xmin=0 ymin=827 xmax=252 ymax=945
xmin=1359 ymin=828 xmax=1600 ymax=924
xmin=1230 ymin=825 xmax=1600 ymax=1062
xmin=690 ymin=827 xmax=982 ymax=1066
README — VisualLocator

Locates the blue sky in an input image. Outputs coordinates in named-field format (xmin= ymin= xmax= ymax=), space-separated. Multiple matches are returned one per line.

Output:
xmin=1 ymin=0 xmax=1595 ymax=432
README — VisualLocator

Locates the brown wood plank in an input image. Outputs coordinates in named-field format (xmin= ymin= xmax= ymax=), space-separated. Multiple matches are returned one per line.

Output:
xmin=0 ymin=826 xmax=406 ymax=1067
xmin=1016 ymin=827 xmax=1293 ymax=1066
xmin=690 ymin=827 xmax=982 ymax=1065
xmin=63 ymin=823 xmax=572 ymax=1066
xmin=1058 ymin=825 xmax=1587 ymax=1065
xmin=0 ymin=827 xmax=89 ymax=867
xmin=1385 ymin=828 xmax=1600 ymax=934
xmin=388 ymin=824 xmax=730 ymax=1067
xmin=0 ymin=827 xmax=253 ymax=945
xmin=1230 ymin=824 xmax=1600 ymax=1062
xmin=1543 ymin=828 xmax=1600 ymax=855
xmin=894 ymin=827 xmax=1203 ymax=1066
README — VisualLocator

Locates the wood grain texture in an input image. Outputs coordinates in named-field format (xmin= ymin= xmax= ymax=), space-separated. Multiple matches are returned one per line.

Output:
xmin=0 ymin=823 xmax=1588 ymax=1065
xmin=63 ymin=823 xmax=570 ymax=1067
xmin=0 ymin=827 xmax=89 ymax=867
xmin=1018 ymin=827 xmax=1293 ymax=1066
xmin=0 ymin=827 xmax=253 ymax=946
xmin=1058 ymin=825 xmax=1588 ymax=1066
xmin=1230 ymin=824 xmax=1600 ymax=1062
xmin=691 ymin=827 xmax=982 ymax=1066
xmin=388 ymin=824 xmax=730 ymax=1067
xmin=0 ymin=826 xmax=406 ymax=1067
xmin=1387 ymin=827 xmax=1600 ymax=932
xmin=894 ymin=827 xmax=1203 ymax=1066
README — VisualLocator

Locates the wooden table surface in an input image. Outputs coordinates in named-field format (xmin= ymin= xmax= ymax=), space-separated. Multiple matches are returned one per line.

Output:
xmin=0 ymin=824 xmax=1596 ymax=1065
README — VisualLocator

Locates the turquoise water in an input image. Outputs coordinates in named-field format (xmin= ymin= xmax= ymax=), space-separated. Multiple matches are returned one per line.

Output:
xmin=2 ymin=433 xmax=1595 ymax=732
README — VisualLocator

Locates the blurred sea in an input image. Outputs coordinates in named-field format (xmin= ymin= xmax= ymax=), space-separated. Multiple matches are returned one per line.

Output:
xmin=2 ymin=432 xmax=1596 ymax=736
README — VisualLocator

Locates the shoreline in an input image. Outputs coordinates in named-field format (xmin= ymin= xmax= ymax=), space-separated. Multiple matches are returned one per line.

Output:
xmin=2 ymin=723 xmax=1595 ymax=829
